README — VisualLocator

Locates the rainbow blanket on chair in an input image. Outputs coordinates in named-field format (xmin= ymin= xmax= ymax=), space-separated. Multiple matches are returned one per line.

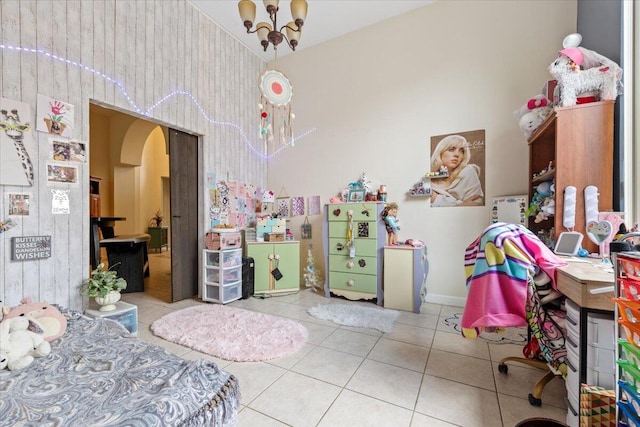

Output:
xmin=461 ymin=222 xmax=567 ymax=332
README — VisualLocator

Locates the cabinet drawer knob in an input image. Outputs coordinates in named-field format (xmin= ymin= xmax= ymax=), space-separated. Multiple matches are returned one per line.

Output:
xmin=333 ymin=209 xmax=341 ymax=216
xmin=336 ymin=243 xmax=344 ymax=251
xmin=347 ymin=262 xmax=354 ymax=269
xmin=347 ymin=279 xmax=355 ymax=287
xmin=358 ymin=259 xmax=366 ymax=267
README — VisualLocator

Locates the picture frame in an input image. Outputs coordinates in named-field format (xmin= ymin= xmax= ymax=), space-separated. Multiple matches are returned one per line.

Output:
xmin=348 ymin=189 xmax=366 ymax=202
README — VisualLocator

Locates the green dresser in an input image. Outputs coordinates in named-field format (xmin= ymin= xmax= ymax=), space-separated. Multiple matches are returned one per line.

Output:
xmin=147 ymin=226 xmax=168 ymax=252
xmin=323 ymin=203 xmax=386 ymax=304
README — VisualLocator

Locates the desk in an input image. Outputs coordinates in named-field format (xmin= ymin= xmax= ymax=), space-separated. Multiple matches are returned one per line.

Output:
xmin=90 ymin=217 xmax=126 ymax=269
xmin=556 ymin=259 xmax=615 ymax=427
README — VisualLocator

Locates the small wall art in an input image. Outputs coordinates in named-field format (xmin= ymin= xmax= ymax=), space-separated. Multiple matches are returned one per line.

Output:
xmin=49 ymin=137 xmax=86 ymax=162
xmin=7 ymin=193 xmax=31 ymax=216
xmin=0 ymin=97 xmax=35 ymax=186
xmin=490 ymin=195 xmax=528 ymax=226
xmin=46 ymin=163 xmax=78 ymax=184
xmin=308 ymin=196 xmax=321 ymax=215
xmin=36 ymin=94 xmax=74 ymax=138
xmin=292 ymin=196 xmax=305 ymax=216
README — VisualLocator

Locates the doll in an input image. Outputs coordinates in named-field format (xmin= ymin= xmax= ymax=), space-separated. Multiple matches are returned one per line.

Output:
xmin=381 ymin=202 xmax=400 ymax=245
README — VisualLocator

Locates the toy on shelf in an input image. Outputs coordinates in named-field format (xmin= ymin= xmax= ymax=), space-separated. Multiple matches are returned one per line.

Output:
xmin=424 ymin=166 xmax=449 ymax=178
xmin=381 ymin=202 xmax=400 ymax=245
xmin=549 ymin=33 xmax=622 ymax=107
xmin=513 ymin=94 xmax=553 ymax=139
xmin=526 ymin=180 xmax=555 ymax=223
xmin=532 ymin=161 xmax=555 ymax=181
xmin=406 ymin=180 xmax=430 ymax=197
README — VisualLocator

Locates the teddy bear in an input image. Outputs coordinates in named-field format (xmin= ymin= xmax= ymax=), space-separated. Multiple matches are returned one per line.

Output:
xmin=513 ymin=94 xmax=553 ymax=139
xmin=2 ymin=298 xmax=67 ymax=342
xmin=0 ymin=316 xmax=51 ymax=370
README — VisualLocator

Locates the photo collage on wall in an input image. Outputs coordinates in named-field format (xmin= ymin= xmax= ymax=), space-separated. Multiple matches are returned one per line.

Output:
xmin=1 ymin=95 xmax=80 ymax=226
xmin=207 ymin=174 xmax=322 ymax=230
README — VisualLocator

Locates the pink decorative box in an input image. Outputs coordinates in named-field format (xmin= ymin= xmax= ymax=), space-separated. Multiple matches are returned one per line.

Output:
xmin=206 ymin=231 xmax=242 ymax=250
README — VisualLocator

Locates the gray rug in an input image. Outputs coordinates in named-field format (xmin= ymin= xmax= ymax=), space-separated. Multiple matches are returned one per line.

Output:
xmin=307 ymin=303 xmax=399 ymax=333
xmin=445 ymin=313 xmax=528 ymax=345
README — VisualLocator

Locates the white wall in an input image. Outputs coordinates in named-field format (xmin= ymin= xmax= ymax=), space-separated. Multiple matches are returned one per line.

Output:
xmin=0 ymin=0 xmax=266 ymax=309
xmin=269 ymin=0 xmax=578 ymax=305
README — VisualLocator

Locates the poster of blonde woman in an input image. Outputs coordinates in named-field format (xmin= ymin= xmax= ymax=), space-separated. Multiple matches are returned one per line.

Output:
xmin=430 ymin=130 xmax=485 ymax=207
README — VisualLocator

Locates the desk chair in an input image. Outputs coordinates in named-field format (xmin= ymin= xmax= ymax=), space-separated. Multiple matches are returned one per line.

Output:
xmin=496 ymin=270 xmax=566 ymax=406
xmin=462 ymin=222 xmax=568 ymax=407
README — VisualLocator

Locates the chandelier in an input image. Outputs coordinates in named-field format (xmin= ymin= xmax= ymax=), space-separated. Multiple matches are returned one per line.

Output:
xmin=238 ymin=0 xmax=308 ymax=52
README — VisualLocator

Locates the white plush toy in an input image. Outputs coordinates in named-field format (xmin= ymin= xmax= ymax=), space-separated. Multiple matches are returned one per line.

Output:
xmin=0 ymin=351 xmax=7 ymax=370
xmin=549 ymin=46 xmax=621 ymax=107
xmin=514 ymin=94 xmax=553 ymax=139
xmin=0 ymin=316 xmax=51 ymax=371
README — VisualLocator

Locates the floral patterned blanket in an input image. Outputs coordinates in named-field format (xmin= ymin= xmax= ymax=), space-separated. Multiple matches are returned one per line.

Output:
xmin=0 ymin=316 xmax=239 ymax=426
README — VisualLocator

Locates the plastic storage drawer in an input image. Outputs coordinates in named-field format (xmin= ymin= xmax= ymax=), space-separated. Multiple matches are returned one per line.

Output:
xmin=204 ymin=281 xmax=242 ymax=304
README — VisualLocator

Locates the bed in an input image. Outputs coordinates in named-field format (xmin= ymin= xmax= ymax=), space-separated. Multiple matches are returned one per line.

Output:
xmin=0 ymin=314 xmax=239 ymax=426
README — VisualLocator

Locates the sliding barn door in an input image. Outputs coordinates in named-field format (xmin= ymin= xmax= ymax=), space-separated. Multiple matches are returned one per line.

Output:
xmin=169 ymin=129 xmax=199 ymax=302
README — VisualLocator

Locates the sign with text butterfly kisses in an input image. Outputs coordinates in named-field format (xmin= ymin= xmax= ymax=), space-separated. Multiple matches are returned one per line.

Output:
xmin=11 ymin=235 xmax=52 ymax=261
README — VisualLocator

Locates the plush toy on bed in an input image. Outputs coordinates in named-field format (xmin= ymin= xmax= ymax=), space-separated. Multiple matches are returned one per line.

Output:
xmin=513 ymin=94 xmax=553 ymax=139
xmin=3 ymin=298 xmax=67 ymax=342
xmin=0 ymin=316 xmax=51 ymax=370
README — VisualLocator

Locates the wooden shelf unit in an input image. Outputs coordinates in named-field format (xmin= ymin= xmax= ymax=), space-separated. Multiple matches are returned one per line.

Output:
xmin=528 ymin=101 xmax=614 ymax=253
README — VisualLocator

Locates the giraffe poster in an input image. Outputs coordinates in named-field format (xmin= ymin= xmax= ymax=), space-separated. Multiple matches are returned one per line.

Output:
xmin=0 ymin=98 xmax=35 ymax=186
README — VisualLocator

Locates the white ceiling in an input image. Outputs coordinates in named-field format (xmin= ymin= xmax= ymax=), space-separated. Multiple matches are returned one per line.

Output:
xmin=189 ymin=0 xmax=435 ymax=62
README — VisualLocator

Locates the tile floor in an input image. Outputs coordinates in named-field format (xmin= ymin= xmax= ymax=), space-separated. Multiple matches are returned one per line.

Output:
xmin=120 ymin=252 xmax=568 ymax=427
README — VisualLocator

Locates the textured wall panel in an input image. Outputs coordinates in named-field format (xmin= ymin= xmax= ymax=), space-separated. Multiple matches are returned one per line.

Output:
xmin=0 ymin=0 xmax=266 ymax=309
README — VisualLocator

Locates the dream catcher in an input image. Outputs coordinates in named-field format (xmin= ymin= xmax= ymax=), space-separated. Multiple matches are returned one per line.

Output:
xmin=258 ymin=69 xmax=295 ymax=155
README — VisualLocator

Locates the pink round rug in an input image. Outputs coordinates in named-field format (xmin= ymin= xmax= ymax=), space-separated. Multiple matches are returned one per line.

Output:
xmin=151 ymin=304 xmax=308 ymax=362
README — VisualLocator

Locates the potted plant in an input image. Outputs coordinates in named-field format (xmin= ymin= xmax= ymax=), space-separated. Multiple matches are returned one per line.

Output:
xmin=80 ymin=263 xmax=127 ymax=311
xmin=152 ymin=210 xmax=163 ymax=227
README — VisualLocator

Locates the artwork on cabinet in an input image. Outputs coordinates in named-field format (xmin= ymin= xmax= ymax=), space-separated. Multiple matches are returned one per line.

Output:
xmin=348 ymin=189 xmax=366 ymax=202
xmin=357 ymin=222 xmax=369 ymax=238
xmin=7 ymin=193 xmax=31 ymax=216
xmin=0 ymin=97 xmax=35 ymax=187
xmin=36 ymin=94 xmax=74 ymax=138
xmin=49 ymin=137 xmax=86 ymax=162
xmin=430 ymin=129 xmax=485 ymax=207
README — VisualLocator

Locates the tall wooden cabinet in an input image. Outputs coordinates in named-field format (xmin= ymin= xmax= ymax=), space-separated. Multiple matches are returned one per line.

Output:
xmin=89 ymin=176 xmax=102 ymax=217
xmin=528 ymin=101 xmax=614 ymax=253
xmin=322 ymin=203 xmax=386 ymax=304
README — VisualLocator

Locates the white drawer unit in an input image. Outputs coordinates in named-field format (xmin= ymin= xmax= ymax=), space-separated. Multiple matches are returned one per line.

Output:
xmin=564 ymin=297 xmax=616 ymax=427
xmin=202 ymin=248 xmax=243 ymax=304
xmin=565 ymin=298 xmax=580 ymax=427
xmin=586 ymin=312 xmax=616 ymax=389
